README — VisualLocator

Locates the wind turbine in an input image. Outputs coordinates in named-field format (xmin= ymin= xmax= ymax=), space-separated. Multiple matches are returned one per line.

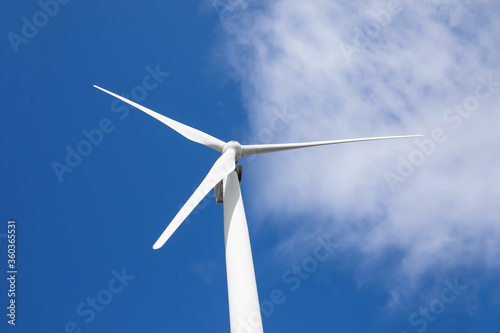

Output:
xmin=94 ymin=85 xmax=422 ymax=333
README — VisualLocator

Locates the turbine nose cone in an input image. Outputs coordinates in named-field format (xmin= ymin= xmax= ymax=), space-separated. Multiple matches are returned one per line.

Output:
xmin=222 ymin=141 xmax=242 ymax=160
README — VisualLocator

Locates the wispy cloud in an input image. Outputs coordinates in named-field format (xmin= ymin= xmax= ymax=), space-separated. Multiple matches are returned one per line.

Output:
xmin=215 ymin=0 xmax=500 ymax=304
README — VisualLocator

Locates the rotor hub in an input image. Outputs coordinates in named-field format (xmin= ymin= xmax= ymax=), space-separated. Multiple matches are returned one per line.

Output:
xmin=222 ymin=140 xmax=243 ymax=161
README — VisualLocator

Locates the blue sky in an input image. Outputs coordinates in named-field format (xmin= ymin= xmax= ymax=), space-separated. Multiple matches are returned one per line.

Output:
xmin=2 ymin=1 xmax=500 ymax=332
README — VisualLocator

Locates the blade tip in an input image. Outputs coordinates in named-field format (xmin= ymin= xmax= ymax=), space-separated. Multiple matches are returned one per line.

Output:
xmin=153 ymin=240 xmax=165 ymax=250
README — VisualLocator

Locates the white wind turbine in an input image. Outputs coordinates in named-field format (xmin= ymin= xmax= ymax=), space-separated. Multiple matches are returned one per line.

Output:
xmin=94 ymin=85 xmax=422 ymax=333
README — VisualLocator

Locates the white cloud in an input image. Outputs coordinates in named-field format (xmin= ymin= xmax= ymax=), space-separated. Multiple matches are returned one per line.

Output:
xmin=215 ymin=0 xmax=500 ymax=304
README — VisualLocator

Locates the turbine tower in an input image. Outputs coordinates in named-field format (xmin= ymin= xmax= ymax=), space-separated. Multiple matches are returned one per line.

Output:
xmin=94 ymin=85 xmax=422 ymax=332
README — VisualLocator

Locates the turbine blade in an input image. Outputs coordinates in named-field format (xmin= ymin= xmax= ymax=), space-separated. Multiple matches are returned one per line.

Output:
xmin=93 ymin=85 xmax=225 ymax=152
xmin=152 ymin=149 xmax=236 ymax=249
xmin=242 ymin=134 xmax=423 ymax=157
